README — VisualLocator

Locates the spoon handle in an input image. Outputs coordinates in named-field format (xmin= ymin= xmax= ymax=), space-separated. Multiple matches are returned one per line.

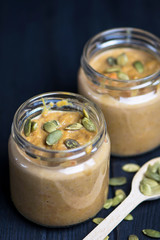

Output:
xmin=83 ymin=191 xmax=145 ymax=240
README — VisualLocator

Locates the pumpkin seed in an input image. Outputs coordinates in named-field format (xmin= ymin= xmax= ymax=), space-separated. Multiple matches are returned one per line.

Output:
xmin=92 ymin=217 xmax=104 ymax=225
xmin=150 ymin=162 xmax=160 ymax=173
xmin=31 ymin=121 xmax=38 ymax=132
xmin=103 ymin=199 xmax=113 ymax=209
xmin=141 ymin=177 xmax=158 ymax=187
xmin=83 ymin=109 xmax=89 ymax=119
xmin=24 ymin=118 xmax=32 ymax=137
xmin=117 ymin=53 xmax=128 ymax=66
xmin=117 ymin=72 xmax=129 ymax=80
xmin=133 ymin=61 xmax=144 ymax=73
xmin=115 ymin=189 xmax=126 ymax=199
xmin=65 ymin=123 xmax=83 ymax=130
xmin=107 ymin=57 xmax=117 ymax=66
xmin=140 ymin=182 xmax=152 ymax=196
xmin=64 ymin=139 xmax=80 ymax=149
xmin=142 ymin=229 xmax=160 ymax=238
xmin=104 ymin=236 xmax=109 ymax=240
xmin=122 ymin=163 xmax=140 ymax=173
xmin=82 ymin=117 xmax=96 ymax=132
xmin=46 ymin=130 xmax=62 ymax=146
xmin=43 ymin=120 xmax=59 ymax=133
xmin=105 ymin=66 xmax=121 ymax=73
xmin=112 ymin=195 xmax=123 ymax=207
xmin=109 ymin=177 xmax=127 ymax=186
xmin=145 ymin=165 xmax=160 ymax=182
xmin=124 ymin=214 xmax=133 ymax=221
xmin=128 ymin=235 xmax=139 ymax=240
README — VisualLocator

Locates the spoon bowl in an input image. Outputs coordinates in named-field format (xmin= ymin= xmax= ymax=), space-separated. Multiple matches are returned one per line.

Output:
xmin=83 ymin=157 xmax=160 ymax=240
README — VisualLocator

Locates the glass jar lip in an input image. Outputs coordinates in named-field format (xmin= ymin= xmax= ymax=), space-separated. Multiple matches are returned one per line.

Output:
xmin=82 ymin=27 xmax=160 ymax=84
xmin=13 ymin=91 xmax=106 ymax=157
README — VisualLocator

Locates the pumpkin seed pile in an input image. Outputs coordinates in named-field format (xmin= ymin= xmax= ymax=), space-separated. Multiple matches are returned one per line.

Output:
xmin=24 ymin=108 xmax=96 ymax=149
xmin=140 ymin=161 xmax=160 ymax=196
xmin=105 ymin=52 xmax=144 ymax=80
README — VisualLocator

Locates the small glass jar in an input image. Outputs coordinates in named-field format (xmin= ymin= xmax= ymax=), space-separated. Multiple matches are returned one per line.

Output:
xmin=8 ymin=92 xmax=110 ymax=227
xmin=78 ymin=28 xmax=160 ymax=156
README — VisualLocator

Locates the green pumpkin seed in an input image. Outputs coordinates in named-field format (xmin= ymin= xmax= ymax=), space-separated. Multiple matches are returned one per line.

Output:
xmin=117 ymin=72 xmax=129 ymax=80
xmin=142 ymin=229 xmax=160 ymax=238
xmin=83 ymin=109 xmax=89 ymax=119
xmin=24 ymin=118 xmax=32 ymax=137
xmin=109 ymin=177 xmax=127 ymax=186
xmin=65 ymin=123 xmax=83 ymax=130
xmin=151 ymin=185 xmax=160 ymax=195
xmin=103 ymin=199 xmax=113 ymax=209
xmin=124 ymin=214 xmax=133 ymax=221
xmin=140 ymin=182 xmax=152 ymax=196
xmin=141 ymin=177 xmax=158 ymax=187
xmin=104 ymin=236 xmax=109 ymax=240
xmin=115 ymin=189 xmax=126 ymax=199
xmin=31 ymin=121 xmax=38 ymax=132
xmin=117 ymin=53 xmax=128 ymax=66
xmin=122 ymin=163 xmax=140 ymax=172
xmin=150 ymin=162 xmax=160 ymax=173
xmin=82 ymin=117 xmax=96 ymax=132
xmin=145 ymin=165 xmax=160 ymax=182
xmin=133 ymin=61 xmax=144 ymax=73
xmin=105 ymin=66 xmax=121 ymax=73
xmin=43 ymin=120 xmax=59 ymax=133
xmin=64 ymin=139 xmax=80 ymax=149
xmin=112 ymin=195 xmax=123 ymax=207
xmin=92 ymin=217 xmax=104 ymax=225
xmin=46 ymin=130 xmax=62 ymax=146
xmin=107 ymin=57 xmax=117 ymax=66
xmin=128 ymin=235 xmax=139 ymax=240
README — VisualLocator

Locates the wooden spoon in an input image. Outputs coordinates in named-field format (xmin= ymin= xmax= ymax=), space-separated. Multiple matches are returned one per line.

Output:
xmin=83 ymin=157 xmax=160 ymax=240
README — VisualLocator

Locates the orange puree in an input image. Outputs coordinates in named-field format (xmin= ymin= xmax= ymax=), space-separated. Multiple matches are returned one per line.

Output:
xmin=23 ymin=111 xmax=97 ymax=150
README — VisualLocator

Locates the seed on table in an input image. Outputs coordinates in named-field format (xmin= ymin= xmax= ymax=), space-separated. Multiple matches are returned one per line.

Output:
xmin=124 ymin=214 xmax=133 ymax=221
xmin=109 ymin=176 xmax=127 ymax=186
xmin=142 ymin=229 xmax=160 ymax=238
xmin=128 ymin=235 xmax=139 ymax=240
xmin=122 ymin=163 xmax=140 ymax=172
xmin=92 ymin=218 xmax=104 ymax=225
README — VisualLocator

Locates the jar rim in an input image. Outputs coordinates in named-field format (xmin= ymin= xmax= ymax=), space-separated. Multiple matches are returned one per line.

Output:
xmin=12 ymin=92 xmax=106 ymax=162
xmin=81 ymin=27 xmax=160 ymax=86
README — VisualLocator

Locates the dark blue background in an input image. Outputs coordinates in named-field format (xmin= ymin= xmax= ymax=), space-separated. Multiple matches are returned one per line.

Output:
xmin=0 ymin=1 xmax=160 ymax=239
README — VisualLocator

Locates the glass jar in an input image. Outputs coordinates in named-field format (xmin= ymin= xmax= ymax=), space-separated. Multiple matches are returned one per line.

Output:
xmin=8 ymin=92 xmax=110 ymax=227
xmin=78 ymin=28 xmax=160 ymax=156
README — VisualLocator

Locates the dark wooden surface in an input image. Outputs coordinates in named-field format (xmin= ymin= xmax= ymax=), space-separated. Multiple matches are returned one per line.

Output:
xmin=1 ymin=1 xmax=160 ymax=239
xmin=1 ymin=149 xmax=160 ymax=240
